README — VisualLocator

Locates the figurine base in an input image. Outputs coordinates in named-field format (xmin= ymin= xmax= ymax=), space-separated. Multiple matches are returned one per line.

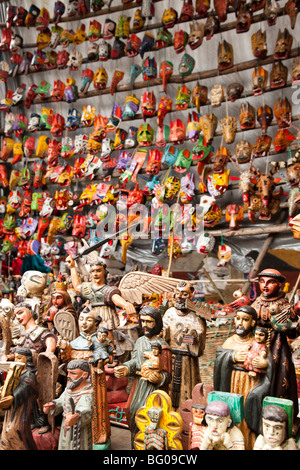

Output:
xmin=93 ymin=438 xmax=111 ymax=450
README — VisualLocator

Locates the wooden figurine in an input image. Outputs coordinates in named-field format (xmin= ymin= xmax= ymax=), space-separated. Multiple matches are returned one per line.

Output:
xmin=243 ymin=326 xmax=269 ymax=377
xmin=251 ymin=269 xmax=300 ymax=423
xmin=162 ymin=281 xmax=206 ymax=411
xmin=0 ymin=347 xmax=39 ymax=450
xmin=214 ymin=305 xmax=271 ymax=450
xmin=254 ymin=399 xmax=298 ymax=450
xmin=43 ymin=359 xmax=94 ymax=450
xmin=188 ymin=404 xmax=207 ymax=450
xmin=57 ymin=306 xmax=111 ymax=449
xmin=66 ymin=254 xmax=136 ymax=343
xmin=201 ymin=400 xmax=245 ymax=450
xmin=87 ymin=326 xmax=116 ymax=374
xmin=43 ymin=274 xmax=79 ymax=340
xmin=114 ymin=306 xmax=172 ymax=446
xmin=136 ymin=342 xmax=162 ymax=381
xmin=12 ymin=302 xmax=58 ymax=435
xmin=134 ymin=389 xmax=183 ymax=450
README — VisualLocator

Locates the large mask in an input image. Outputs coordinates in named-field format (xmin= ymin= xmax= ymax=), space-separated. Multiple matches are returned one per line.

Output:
xmin=220 ymin=116 xmax=237 ymax=144
xmin=252 ymin=134 xmax=272 ymax=157
xmin=252 ymin=65 xmax=268 ymax=95
xmin=257 ymin=104 xmax=273 ymax=133
xmin=155 ymin=27 xmax=173 ymax=48
xmin=218 ymin=40 xmax=233 ymax=70
xmin=200 ymin=195 xmax=222 ymax=228
xmin=162 ymin=8 xmax=178 ymax=28
xmin=273 ymin=28 xmax=293 ymax=59
xmin=169 ymin=119 xmax=186 ymax=145
xmin=205 ymin=15 xmax=220 ymax=39
xmin=270 ymin=61 xmax=288 ymax=88
xmin=174 ymin=29 xmax=188 ymax=54
xmin=137 ymin=123 xmax=154 ymax=146
xmin=141 ymin=90 xmax=156 ymax=118
xmin=251 ymin=29 xmax=267 ymax=59
xmin=93 ymin=67 xmax=108 ymax=89
xmin=179 ymin=0 xmax=194 ymax=21
xmin=178 ymin=53 xmax=195 ymax=77
xmin=214 ymin=0 xmax=229 ymax=22
xmin=239 ymin=102 xmax=255 ymax=129
xmin=142 ymin=56 xmax=157 ymax=80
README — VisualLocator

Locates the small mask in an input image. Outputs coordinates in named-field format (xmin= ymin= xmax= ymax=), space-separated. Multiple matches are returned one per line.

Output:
xmin=159 ymin=60 xmax=173 ymax=93
xmin=174 ymin=29 xmax=188 ymax=54
xmin=257 ymin=104 xmax=273 ymax=133
xmin=273 ymin=97 xmax=292 ymax=128
xmin=235 ymin=140 xmax=253 ymax=164
xmin=239 ymin=102 xmax=256 ymax=129
xmin=273 ymin=28 xmax=293 ymax=59
xmin=270 ymin=61 xmax=288 ymax=88
xmin=226 ymin=82 xmax=244 ymax=102
xmin=178 ymin=53 xmax=195 ymax=77
xmin=252 ymin=134 xmax=272 ymax=157
xmin=162 ymin=8 xmax=178 ymax=28
xmin=205 ymin=15 xmax=220 ymax=39
xmin=251 ymin=29 xmax=267 ymax=59
xmin=179 ymin=0 xmax=194 ymax=21
xmin=220 ymin=116 xmax=237 ymax=144
xmin=252 ymin=65 xmax=268 ymax=95
xmin=141 ymin=91 xmax=156 ymax=119
xmin=176 ymin=84 xmax=191 ymax=110
xmin=210 ymin=83 xmax=225 ymax=107
xmin=169 ymin=119 xmax=186 ymax=145
xmin=218 ymin=40 xmax=233 ymax=69
xmin=236 ymin=3 xmax=253 ymax=33
xmin=199 ymin=113 xmax=218 ymax=143
xmin=192 ymin=82 xmax=208 ymax=112
xmin=155 ymin=27 xmax=173 ymax=48
xmin=188 ymin=21 xmax=205 ymax=50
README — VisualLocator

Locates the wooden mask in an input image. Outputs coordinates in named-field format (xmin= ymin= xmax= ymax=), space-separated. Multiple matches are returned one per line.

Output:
xmin=220 ymin=116 xmax=238 ymax=144
xmin=257 ymin=104 xmax=273 ymax=133
xmin=273 ymin=97 xmax=292 ymax=128
xmin=270 ymin=61 xmax=288 ymax=88
xmin=251 ymin=29 xmax=267 ymax=59
xmin=239 ymin=102 xmax=256 ymax=129
xmin=273 ymin=28 xmax=293 ymax=60
xmin=199 ymin=113 xmax=218 ymax=143
xmin=218 ymin=40 xmax=233 ymax=70
xmin=252 ymin=66 xmax=268 ymax=95
xmin=235 ymin=140 xmax=253 ymax=164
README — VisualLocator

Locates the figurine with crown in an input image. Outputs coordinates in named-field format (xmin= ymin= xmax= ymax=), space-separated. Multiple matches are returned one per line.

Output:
xmin=42 ymin=273 xmax=79 ymax=341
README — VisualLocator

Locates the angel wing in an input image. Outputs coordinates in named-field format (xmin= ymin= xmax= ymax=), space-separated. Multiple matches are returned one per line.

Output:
xmin=119 ymin=271 xmax=183 ymax=304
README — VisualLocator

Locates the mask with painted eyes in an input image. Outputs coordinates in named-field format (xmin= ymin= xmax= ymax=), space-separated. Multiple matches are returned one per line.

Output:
xmin=174 ymin=29 xmax=188 ymax=54
xmin=210 ymin=84 xmax=224 ymax=107
xmin=142 ymin=56 xmax=157 ymax=80
xmin=137 ymin=123 xmax=154 ymax=146
xmin=122 ymin=94 xmax=140 ymax=118
xmin=226 ymin=82 xmax=244 ymax=102
xmin=252 ymin=134 xmax=272 ymax=157
xmin=180 ymin=0 xmax=194 ymax=21
xmin=252 ymin=65 xmax=268 ymax=95
xmin=273 ymin=97 xmax=292 ymax=128
xmin=162 ymin=7 xmax=178 ymax=28
xmin=124 ymin=126 xmax=138 ymax=149
xmin=174 ymin=149 xmax=192 ymax=173
xmin=159 ymin=60 xmax=173 ymax=92
xmin=251 ymin=28 xmax=267 ymax=59
xmin=235 ymin=140 xmax=253 ymax=164
xmin=176 ymin=84 xmax=191 ymax=110
xmin=236 ymin=3 xmax=253 ymax=33
xmin=218 ymin=39 xmax=233 ymax=70
xmin=93 ymin=68 xmax=108 ymax=89
xmin=273 ymin=129 xmax=296 ymax=152
xmin=188 ymin=21 xmax=205 ymax=49
xmin=178 ymin=53 xmax=195 ymax=77
xmin=214 ymin=0 xmax=229 ymax=22
xmin=169 ymin=119 xmax=186 ymax=145
xmin=192 ymin=82 xmax=208 ymax=112
xmin=264 ymin=0 xmax=280 ymax=26
xmin=141 ymin=90 xmax=156 ymax=119
xmin=164 ymin=176 xmax=181 ymax=200
xmin=205 ymin=15 xmax=220 ymax=40
xmin=125 ymin=33 xmax=141 ymax=57
xmin=199 ymin=113 xmax=218 ymax=143
xmin=155 ymin=27 xmax=173 ymax=48
xmin=187 ymin=111 xmax=201 ymax=142
xmin=132 ymin=9 xmax=145 ymax=31
xmin=239 ymin=102 xmax=256 ymax=130
xmin=103 ymin=19 xmax=116 ymax=39
xmin=220 ymin=116 xmax=237 ymax=144
xmin=273 ymin=28 xmax=293 ymax=60
xmin=257 ymin=104 xmax=273 ymax=133
xmin=270 ymin=61 xmax=288 ymax=89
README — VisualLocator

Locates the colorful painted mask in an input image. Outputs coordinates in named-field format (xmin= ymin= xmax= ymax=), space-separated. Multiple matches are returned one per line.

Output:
xmin=137 ymin=123 xmax=154 ymax=146
xmin=109 ymin=70 xmax=124 ymax=95
xmin=103 ymin=19 xmax=116 ymax=39
xmin=199 ymin=113 xmax=218 ymax=143
xmin=65 ymin=78 xmax=78 ymax=103
xmin=218 ymin=40 xmax=233 ymax=69
xmin=174 ymin=29 xmax=188 ymax=54
xmin=93 ymin=67 xmax=108 ymax=89
xmin=98 ymin=38 xmax=111 ymax=61
xmin=196 ymin=0 xmax=211 ymax=17
xmin=141 ymin=91 xmax=156 ymax=119
xmin=210 ymin=84 xmax=224 ymax=107
xmin=236 ymin=3 xmax=253 ymax=33
xmin=270 ymin=61 xmax=288 ymax=88
xmin=197 ymin=232 xmax=215 ymax=255
xmin=273 ymin=129 xmax=296 ymax=152
xmin=155 ymin=124 xmax=170 ymax=147
xmin=123 ymin=94 xmax=140 ymax=118
xmin=188 ymin=21 xmax=205 ymax=50
xmin=257 ymin=104 xmax=273 ymax=133
xmin=169 ymin=119 xmax=186 ymax=145
xmin=162 ymin=8 xmax=178 ymax=28
xmin=139 ymin=32 xmax=155 ymax=58
xmin=235 ymin=140 xmax=253 ymax=164
xmin=88 ymin=20 xmax=101 ymax=42
xmin=252 ymin=65 xmax=268 ymax=95
xmin=115 ymin=14 xmax=131 ymax=39
xmin=125 ymin=34 xmax=142 ymax=57
xmin=200 ymin=195 xmax=222 ymax=227
xmin=192 ymin=82 xmax=208 ymax=112
xmin=273 ymin=97 xmax=292 ymax=128
xmin=157 ymin=96 xmax=172 ymax=127
xmin=125 ymin=126 xmax=138 ymax=148
xmin=220 ymin=116 xmax=237 ymax=144
xmin=273 ymin=28 xmax=293 ymax=59
xmin=146 ymin=149 xmax=163 ymax=175
xmin=251 ymin=29 xmax=267 ymax=59
xmin=176 ymin=84 xmax=191 ymax=110
xmin=174 ymin=149 xmax=192 ymax=173
xmin=164 ymin=176 xmax=180 ymax=200
xmin=159 ymin=61 xmax=173 ymax=93
xmin=142 ymin=57 xmax=157 ymax=80
xmin=161 ymin=144 xmax=179 ymax=168
xmin=186 ymin=111 xmax=201 ymax=142
xmin=252 ymin=134 xmax=272 ymax=157
xmin=214 ymin=0 xmax=229 ymax=22
xmin=239 ymin=102 xmax=256 ymax=129
xmin=178 ymin=53 xmax=195 ymax=77
xmin=225 ymin=204 xmax=244 ymax=230
xmin=111 ymin=38 xmax=126 ymax=60
xmin=155 ymin=27 xmax=173 ymax=48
